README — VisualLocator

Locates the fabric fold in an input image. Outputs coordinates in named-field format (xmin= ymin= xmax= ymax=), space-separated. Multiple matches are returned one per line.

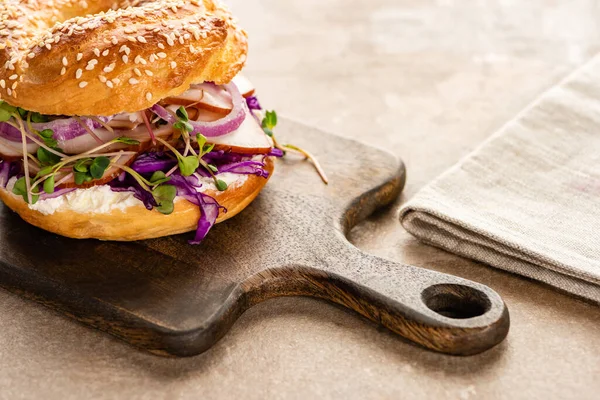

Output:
xmin=399 ymin=55 xmax=600 ymax=303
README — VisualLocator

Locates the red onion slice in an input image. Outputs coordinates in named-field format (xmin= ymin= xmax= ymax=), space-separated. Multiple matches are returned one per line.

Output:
xmin=31 ymin=116 xmax=112 ymax=141
xmin=152 ymin=82 xmax=246 ymax=137
xmin=0 ymin=122 xmax=31 ymax=142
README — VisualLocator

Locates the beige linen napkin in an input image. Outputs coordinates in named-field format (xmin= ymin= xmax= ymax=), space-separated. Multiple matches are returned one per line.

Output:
xmin=399 ymin=56 xmax=600 ymax=303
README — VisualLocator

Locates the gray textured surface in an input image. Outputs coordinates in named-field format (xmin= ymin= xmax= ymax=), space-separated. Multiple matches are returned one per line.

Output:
xmin=0 ymin=0 xmax=600 ymax=399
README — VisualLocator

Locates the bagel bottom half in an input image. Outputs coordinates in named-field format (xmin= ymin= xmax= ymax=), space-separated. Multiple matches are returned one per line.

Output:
xmin=0 ymin=158 xmax=274 ymax=241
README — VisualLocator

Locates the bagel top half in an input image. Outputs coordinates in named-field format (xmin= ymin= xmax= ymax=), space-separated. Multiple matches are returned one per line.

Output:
xmin=0 ymin=0 xmax=247 ymax=116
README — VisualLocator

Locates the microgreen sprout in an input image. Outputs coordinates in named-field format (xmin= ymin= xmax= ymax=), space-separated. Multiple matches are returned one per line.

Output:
xmin=260 ymin=110 xmax=328 ymax=184
xmin=112 ymin=164 xmax=176 ymax=215
xmin=194 ymin=133 xmax=227 ymax=191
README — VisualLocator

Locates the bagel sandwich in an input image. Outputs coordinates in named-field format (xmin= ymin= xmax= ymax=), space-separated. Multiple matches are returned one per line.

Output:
xmin=0 ymin=0 xmax=283 ymax=243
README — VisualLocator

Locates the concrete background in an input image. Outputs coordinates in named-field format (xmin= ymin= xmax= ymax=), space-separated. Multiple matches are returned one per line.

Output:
xmin=1 ymin=1 xmax=599 ymax=398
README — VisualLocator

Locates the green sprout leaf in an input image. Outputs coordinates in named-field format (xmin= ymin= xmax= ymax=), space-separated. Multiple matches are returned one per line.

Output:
xmin=178 ymin=155 xmax=199 ymax=176
xmin=30 ymin=112 xmax=48 ymax=123
xmin=207 ymin=164 xmax=218 ymax=173
xmin=73 ymin=158 xmax=91 ymax=173
xmin=36 ymin=165 xmax=54 ymax=178
xmin=74 ymin=171 xmax=91 ymax=185
xmin=43 ymin=175 xmax=55 ymax=194
xmin=215 ymin=179 xmax=228 ymax=191
xmin=261 ymin=110 xmax=278 ymax=137
xmin=12 ymin=177 xmax=39 ymax=204
xmin=262 ymin=127 xmax=273 ymax=137
xmin=37 ymin=147 xmax=61 ymax=166
xmin=0 ymin=108 xmax=11 ymax=122
xmin=38 ymin=129 xmax=57 ymax=147
xmin=202 ymin=143 xmax=214 ymax=155
xmin=16 ymin=107 xmax=27 ymax=119
xmin=262 ymin=110 xmax=277 ymax=130
xmin=196 ymin=133 xmax=207 ymax=152
xmin=0 ymin=101 xmax=17 ymax=115
xmin=89 ymin=156 xmax=110 ymax=179
xmin=149 ymin=171 xmax=171 ymax=186
xmin=176 ymin=106 xmax=189 ymax=121
xmin=173 ymin=120 xmax=193 ymax=133
xmin=39 ymin=129 xmax=53 ymax=139
xmin=152 ymin=184 xmax=177 ymax=215
xmin=114 ymin=137 xmax=140 ymax=145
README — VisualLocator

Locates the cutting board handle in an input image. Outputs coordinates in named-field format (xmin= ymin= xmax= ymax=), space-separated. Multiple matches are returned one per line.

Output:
xmin=243 ymin=245 xmax=509 ymax=356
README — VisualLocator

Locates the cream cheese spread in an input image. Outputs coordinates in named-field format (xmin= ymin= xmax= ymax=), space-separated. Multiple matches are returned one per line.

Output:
xmin=6 ymin=172 xmax=248 ymax=216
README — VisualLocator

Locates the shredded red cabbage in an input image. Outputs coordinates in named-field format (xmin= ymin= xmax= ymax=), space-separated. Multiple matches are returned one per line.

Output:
xmin=246 ymin=96 xmax=262 ymax=111
xmin=269 ymin=148 xmax=284 ymax=157
xmin=108 ymin=175 xmax=157 ymax=210
xmin=129 ymin=152 xmax=177 ymax=174
xmin=167 ymin=173 xmax=227 ymax=244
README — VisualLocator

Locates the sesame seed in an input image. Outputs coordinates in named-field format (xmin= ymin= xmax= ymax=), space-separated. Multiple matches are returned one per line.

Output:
xmin=145 ymin=70 xmax=153 ymax=76
xmin=134 ymin=68 xmax=142 ymax=76
xmin=112 ymin=78 xmax=120 ymax=84
xmin=77 ymin=53 xmax=83 ymax=61
xmin=62 ymin=57 xmax=68 ymax=66
xmin=79 ymin=81 xmax=88 ymax=88
xmin=146 ymin=92 xmax=153 ymax=101
xmin=103 ymin=63 xmax=115 ymax=73
xmin=99 ymin=76 xmax=107 ymax=83
xmin=111 ymin=37 xmax=118 ymax=45
xmin=134 ymin=55 xmax=147 ymax=65
xmin=7 ymin=88 xmax=12 ymax=96
xmin=86 ymin=64 xmax=95 ymax=71
xmin=122 ymin=55 xmax=128 ymax=63
xmin=137 ymin=36 xmax=147 ymax=44
xmin=166 ymin=37 xmax=175 ymax=46
xmin=0 ymin=80 xmax=5 ymax=89
xmin=93 ymin=48 xmax=100 ymax=57
xmin=9 ymin=74 xmax=18 ymax=80
xmin=45 ymin=43 xmax=52 ymax=50
xmin=11 ymin=82 xmax=17 ymax=90
xmin=60 ymin=67 xmax=66 ymax=75
xmin=129 ymin=78 xmax=139 ymax=85
xmin=158 ymin=43 xmax=165 ymax=50
xmin=106 ymin=81 xmax=114 ymax=88
xmin=76 ymin=69 xmax=82 ymax=79
xmin=178 ymin=36 xmax=185 ymax=45
xmin=157 ymin=52 xmax=167 ymax=59
xmin=102 ymin=49 xmax=109 ymax=56
xmin=170 ymin=61 xmax=177 ymax=69
xmin=126 ymin=36 xmax=136 ymax=42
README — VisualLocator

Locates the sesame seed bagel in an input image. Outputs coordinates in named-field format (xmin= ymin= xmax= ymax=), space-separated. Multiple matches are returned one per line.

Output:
xmin=0 ymin=157 xmax=273 ymax=241
xmin=0 ymin=0 xmax=247 ymax=116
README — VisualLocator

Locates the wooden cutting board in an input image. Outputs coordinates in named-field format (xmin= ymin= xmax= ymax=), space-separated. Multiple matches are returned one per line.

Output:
xmin=0 ymin=118 xmax=509 ymax=356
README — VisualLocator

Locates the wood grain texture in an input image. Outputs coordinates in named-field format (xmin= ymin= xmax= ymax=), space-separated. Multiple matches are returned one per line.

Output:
xmin=0 ymin=118 xmax=509 ymax=356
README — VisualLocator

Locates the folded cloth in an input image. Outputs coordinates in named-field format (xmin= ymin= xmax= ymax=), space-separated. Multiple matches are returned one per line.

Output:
xmin=399 ymin=55 xmax=600 ymax=303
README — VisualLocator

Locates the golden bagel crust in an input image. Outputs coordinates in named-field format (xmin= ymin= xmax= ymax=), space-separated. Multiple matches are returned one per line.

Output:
xmin=0 ymin=157 xmax=273 ymax=241
xmin=0 ymin=0 xmax=247 ymax=116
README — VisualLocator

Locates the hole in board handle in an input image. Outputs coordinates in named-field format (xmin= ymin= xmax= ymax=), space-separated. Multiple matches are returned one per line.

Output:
xmin=421 ymin=284 xmax=492 ymax=319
